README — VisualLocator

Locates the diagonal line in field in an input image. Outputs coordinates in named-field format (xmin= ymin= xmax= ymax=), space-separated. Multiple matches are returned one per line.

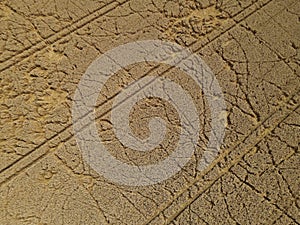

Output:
xmin=0 ymin=0 xmax=299 ymax=222
xmin=148 ymin=93 xmax=299 ymax=225
xmin=0 ymin=0 xmax=277 ymax=186
xmin=0 ymin=0 xmax=129 ymax=72
xmin=145 ymin=0 xmax=300 ymax=222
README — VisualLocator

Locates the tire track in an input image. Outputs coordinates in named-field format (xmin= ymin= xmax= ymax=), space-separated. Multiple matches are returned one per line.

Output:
xmin=0 ymin=0 xmax=129 ymax=72
xmin=146 ymin=91 xmax=300 ymax=225
xmin=0 ymin=0 xmax=276 ymax=186
xmin=0 ymin=0 xmax=298 ymax=224
xmin=145 ymin=0 xmax=300 ymax=221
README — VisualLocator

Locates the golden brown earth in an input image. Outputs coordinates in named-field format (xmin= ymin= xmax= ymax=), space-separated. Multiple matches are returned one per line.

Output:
xmin=0 ymin=0 xmax=299 ymax=224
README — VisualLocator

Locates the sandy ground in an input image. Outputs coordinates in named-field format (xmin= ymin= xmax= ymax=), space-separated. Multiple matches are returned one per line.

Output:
xmin=0 ymin=0 xmax=299 ymax=224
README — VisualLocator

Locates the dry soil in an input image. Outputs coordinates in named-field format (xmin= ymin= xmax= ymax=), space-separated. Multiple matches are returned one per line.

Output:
xmin=0 ymin=0 xmax=299 ymax=224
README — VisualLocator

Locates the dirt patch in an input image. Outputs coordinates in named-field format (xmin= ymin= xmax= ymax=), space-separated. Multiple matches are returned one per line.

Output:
xmin=0 ymin=0 xmax=299 ymax=224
